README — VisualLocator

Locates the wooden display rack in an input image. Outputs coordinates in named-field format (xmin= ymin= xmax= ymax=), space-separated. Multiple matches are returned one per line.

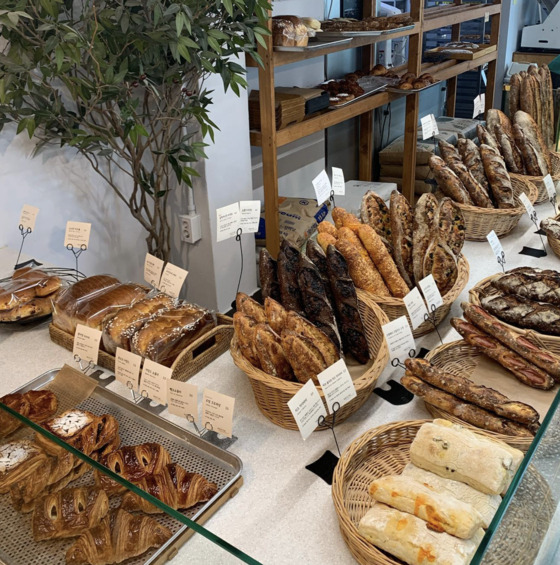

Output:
xmin=248 ymin=0 xmax=502 ymax=257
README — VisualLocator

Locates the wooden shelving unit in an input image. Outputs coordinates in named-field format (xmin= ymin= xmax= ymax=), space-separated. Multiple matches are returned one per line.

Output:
xmin=253 ymin=1 xmax=502 ymax=256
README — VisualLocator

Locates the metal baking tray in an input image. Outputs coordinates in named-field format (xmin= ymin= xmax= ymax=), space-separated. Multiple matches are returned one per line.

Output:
xmin=327 ymin=80 xmax=387 ymax=110
xmin=0 ymin=368 xmax=243 ymax=565
xmin=321 ymin=24 xmax=414 ymax=37
xmin=274 ymin=37 xmax=352 ymax=52
xmin=385 ymin=80 xmax=442 ymax=94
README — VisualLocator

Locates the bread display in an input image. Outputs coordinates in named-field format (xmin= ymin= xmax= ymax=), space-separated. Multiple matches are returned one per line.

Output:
xmin=272 ymin=16 xmax=308 ymax=47
xmin=65 ymin=509 xmax=172 ymax=565
xmin=321 ymin=14 xmax=414 ymax=32
xmin=479 ymin=144 xmax=515 ymax=208
xmin=255 ymin=323 xmax=296 ymax=382
xmin=0 ymin=389 xmax=58 ymax=437
xmin=486 ymin=109 xmax=524 ymax=174
xmin=429 ymin=155 xmax=473 ymax=205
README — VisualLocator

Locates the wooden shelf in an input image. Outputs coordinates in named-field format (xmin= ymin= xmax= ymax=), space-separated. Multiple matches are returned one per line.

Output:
xmin=250 ymin=91 xmax=405 ymax=147
xmin=246 ymin=24 xmax=421 ymax=68
xmin=423 ymin=48 xmax=497 ymax=81
xmin=424 ymin=3 xmax=501 ymax=32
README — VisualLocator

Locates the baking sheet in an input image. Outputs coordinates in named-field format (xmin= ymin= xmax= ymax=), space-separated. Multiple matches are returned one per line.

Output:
xmin=0 ymin=366 xmax=243 ymax=565
xmin=385 ymin=80 xmax=442 ymax=94
xmin=274 ymin=37 xmax=352 ymax=52
xmin=327 ymin=81 xmax=387 ymax=110
xmin=321 ymin=24 xmax=414 ymax=37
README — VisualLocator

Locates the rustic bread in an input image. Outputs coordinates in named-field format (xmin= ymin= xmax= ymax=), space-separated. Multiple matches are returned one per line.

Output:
xmin=390 ymin=190 xmax=414 ymax=288
xmin=479 ymin=144 xmax=515 ymax=209
xmin=412 ymin=193 xmax=438 ymax=284
xmin=428 ymin=156 xmax=472 ymax=205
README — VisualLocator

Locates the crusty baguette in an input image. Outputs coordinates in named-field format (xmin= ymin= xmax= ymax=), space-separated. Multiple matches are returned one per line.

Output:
xmin=254 ymin=323 xmax=295 ymax=381
xmin=317 ymin=220 xmax=338 ymax=239
xmin=280 ymin=329 xmax=326 ymax=385
xmin=337 ymin=226 xmax=373 ymax=266
xmin=479 ymin=144 xmax=515 ymax=209
xmin=477 ymin=124 xmax=500 ymax=152
xmin=423 ymin=239 xmax=458 ymax=296
xmin=509 ymin=73 xmax=521 ymax=118
xmin=412 ymin=193 xmax=438 ymax=285
xmin=390 ymin=190 xmax=415 ymax=287
xmin=259 ymin=248 xmax=281 ymax=303
xmin=317 ymin=232 xmax=337 ymax=253
xmin=428 ymin=155 xmax=472 ymax=205
xmin=513 ymin=110 xmax=550 ymax=175
xmin=264 ymin=297 xmax=287 ymax=335
xmin=360 ymin=190 xmax=392 ymax=241
xmin=236 ymin=292 xmax=266 ymax=323
xmin=277 ymin=240 xmax=305 ymax=315
xmin=436 ymin=198 xmax=465 ymax=257
xmin=233 ymin=312 xmax=260 ymax=368
xmin=512 ymin=123 xmax=542 ymax=176
xmin=457 ymin=138 xmax=493 ymax=203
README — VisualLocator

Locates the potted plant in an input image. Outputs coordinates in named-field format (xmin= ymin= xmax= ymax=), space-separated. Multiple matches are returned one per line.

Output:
xmin=0 ymin=0 xmax=270 ymax=259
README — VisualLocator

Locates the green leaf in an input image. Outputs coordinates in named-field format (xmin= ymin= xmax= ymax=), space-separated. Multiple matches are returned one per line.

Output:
xmin=175 ymin=13 xmax=184 ymax=36
xmin=26 ymin=117 xmax=35 ymax=138
xmin=55 ymin=46 xmax=64 ymax=71
xmin=222 ymin=0 xmax=234 ymax=16
xmin=16 ymin=118 xmax=27 ymax=135
xmin=7 ymin=13 xmax=19 ymax=26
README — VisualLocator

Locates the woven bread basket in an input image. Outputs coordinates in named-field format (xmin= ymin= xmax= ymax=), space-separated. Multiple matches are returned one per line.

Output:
xmin=437 ymin=176 xmax=538 ymax=241
xmin=230 ymin=291 xmax=389 ymax=430
xmin=49 ymin=314 xmax=234 ymax=383
xmin=367 ymin=255 xmax=469 ymax=339
xmin=544 ymin=213 xmax=560 ymax=259
xmin=469 ymin=273 xmax=560 ymax=355
xmin=511 ymin=151 xmax=560 ymax=204
xmin=424 ymin=340 xmax=536 ymax=451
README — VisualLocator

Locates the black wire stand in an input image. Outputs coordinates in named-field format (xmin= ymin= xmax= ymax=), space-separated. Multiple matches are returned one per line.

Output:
xmin=497 ymin=250 xmax=506 ymax=273
xmin=390 ymin=348 xmax=417 ymax=370
xmin=235 ymin=227 xmax=244 ymax=297
xmin=329 ymin=190 xmax=336 ymax=209
xmin=15 ymin=225 xmax=32 ymax=269
xmin=66 ymin=243 xmax=88 ymax=277
xmin=317 ymin=401 xmax=341 ymax=457
xmin=423 ymin=303 xmax=444 ymax=345
xmin=520 ymin=210 xmax=547 ymax=258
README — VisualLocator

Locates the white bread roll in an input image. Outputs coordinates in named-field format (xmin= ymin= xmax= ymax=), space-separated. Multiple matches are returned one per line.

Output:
xmin=358 ymin=502 xmax=484 ymax=565
xmin=369 ymin=474 xmax=484 ymax=539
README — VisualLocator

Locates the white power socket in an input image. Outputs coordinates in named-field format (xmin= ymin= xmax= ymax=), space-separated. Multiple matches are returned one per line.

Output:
xmin=179 ymin=214 xmax=202 ymax=244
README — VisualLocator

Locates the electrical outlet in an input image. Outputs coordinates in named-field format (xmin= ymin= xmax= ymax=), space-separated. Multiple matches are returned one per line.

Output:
xmin=179 ymin=214 xmax=201 ymax=244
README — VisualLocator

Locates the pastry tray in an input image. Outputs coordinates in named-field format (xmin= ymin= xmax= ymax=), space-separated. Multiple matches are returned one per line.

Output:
xmin=0 ymin=367 xmax=243 ymax=565
xmin=327 ymin=79 xmax=387 ymax=110
xmin=385 ymin=80 xmax=442 ymax=94
xmin=321 ymin=24 xmax=414 ymax=37
xmin=274 ymin=37 xmax=352 ymax=52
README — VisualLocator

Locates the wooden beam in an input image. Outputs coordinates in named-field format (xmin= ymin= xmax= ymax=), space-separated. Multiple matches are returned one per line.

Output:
xmin=485 ymin=8 xmax=501 ymax=111
xmin=423 ymin=3 xmax=501 ymax=31
xmin=446 ymin=0 xmax=462 ymax=116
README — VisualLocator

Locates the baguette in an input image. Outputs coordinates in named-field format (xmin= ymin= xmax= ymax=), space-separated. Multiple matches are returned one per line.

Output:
xmin=360 ymin=190 xmax=392 ymax=241
xmin=254 ymin=323 xmax=295 ymax=381
xmin=263 ymin=297 xmax=287 ymax=335
xmin=277 ymin=240 xmax=305 ymax=315
xmin=513 ymin=110 xmax=550 ymax=175
xmin=317 ymin=232 xmax=337 ymax=253
xmin=423 ymin=239 xmax=458 ymax=296
xmin=404 ymin=357 xmax=540 ymax=426
xmin=428 ymin=155 xmax=472 ymax=205
xmin=457 ymin=138 xmax=491 ymax=197
xmin=512 ymin=123 xmax=542 ymax=176
xmin=479 ymin=144 xmax=515 ymax=209
xmin=451 ymin=318 xmax=555 ymax=390
xmin=337 ymin=226 xmax=373 ymax=266
xmin=259 ymin=248 xmax=281 ymax=303
xmin=236 ymin=292 xmax=266 ymax=323
xmin=232 ymin=312 xmax=260 ymax=368
xmin=477 ymin=124 xmax=500 ymax=152
xmin=306 ymin=240 xmax=335 ymax=305
xmin=390 ymin=190 xmax=415 ymax=287
xmin=412 ymin=193 xmax=438 ymax=285
xmin=509 ymin=74 xmax=521 ymax=118
xmin=280 ymin=329 xmax=326 ymax=385
xmin=317 ymin=220 xmax=338 ymax=239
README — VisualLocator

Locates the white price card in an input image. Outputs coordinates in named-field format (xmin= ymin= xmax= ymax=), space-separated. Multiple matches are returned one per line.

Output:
xmin=519 ymin=192 xmax=537 ymax=220
xmin=418 ymin=274 xmax=444 ymax=311
xmin=484 ymin=11 xmax=489 ymax=22
xmin=216 ymin=203 xmax=241 ymax=242
xmin=19 ymin=204 xmax=39 ymax=231
xmin=472 ymin=94 xmax=485 ymax=118
xmin=381 ymin=316 xmax=415 ymax=362
xmin=332 ymin=167 xmax=346 ymax=196
xmin=168 ymin=381 xmax=198 ymax=421
xmin=159 ymin=262 xmax=188 ymax=298
xmin=287 ymin=379 xmax=327 ymax=441
xmin=140 ymin=359 xmax=172 ymax=406
xmin=202 ymin=389 xmax=235 ymax=438
xmin=73 ymin=324 xmax=102 ymax=364
xmin=317 ymin=358 xmax=357 ymax=414
xmin=487 ymin=230 xmax=505 ymax=263
xmin=312 ymin=170 xmax=332 ymax=206
xmin=403 ymin=287 xmax=429 ymax=330
xmin=115 ymin=348 xmax=142 ymax=391
xmin=64 ymin=221 xmax=91 ymax=249
xmin=144 ymin=253 xmax=164 ymax=288
xmin=543 ymin=174 xmax=557 ymax=200
xmin=421 ymin=114 xmax=438 ymax=140
xmin=239 ymin=200 xmax=261 ymax=234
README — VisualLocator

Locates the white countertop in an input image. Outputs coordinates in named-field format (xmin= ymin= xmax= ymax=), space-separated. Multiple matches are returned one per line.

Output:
xmin=1 ymin=204 xmax=558 ymax=565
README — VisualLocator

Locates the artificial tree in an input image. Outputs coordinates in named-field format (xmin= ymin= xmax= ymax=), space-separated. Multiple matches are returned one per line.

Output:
xmin=0 ymin=0 xmax=270 ymax=259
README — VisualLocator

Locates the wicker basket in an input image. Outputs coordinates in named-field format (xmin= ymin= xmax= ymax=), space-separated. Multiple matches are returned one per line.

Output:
xmin=424 ymin=340 xmax=535 ymax=450
xmin=437 ymin=176 xmax=538 ymax=241
xmin=230 ymin=292 xmax=389 ymax=430
xmin=545 ymin=213 xmax=560 ymax=259
xmin=367 ymin=255 xmax=469 ymax=339
xmin=511 ymin=151 xmax=560 ymax=204
xmin=469 ymin=273 xmax=560 ymax=355
xmin=48 ymin=314 xmax=234 ymax=383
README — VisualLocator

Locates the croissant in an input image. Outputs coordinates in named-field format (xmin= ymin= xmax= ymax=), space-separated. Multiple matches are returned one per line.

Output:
xmin=0 ymin=439 xmax=47 ymax=493
xmin=33 ymin=487 xmax=109 ymax=541
xmin=0 ymin=390 xmax=58 ymax=437
xmin=120 ymin=463 xmax=218 ymax=514
xmin=65 ymin=509 xmax=172 ymax=565
xmin=94 ymin=443 xmax=171 ymax=495
xmin=35 ymin=410 xmax=119 ymax=457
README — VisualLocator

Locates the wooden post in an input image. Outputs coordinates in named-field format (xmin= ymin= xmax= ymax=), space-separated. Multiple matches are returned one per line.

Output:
xmin=401 ymin=1 xmax=424 ymax=202
xmin=446 ymin=0 xmax=462 ymax=117
xmin=485 ymin=7 xmax=501 ymax=111
xmin=258 ymin=10 xmax=280 ymax=258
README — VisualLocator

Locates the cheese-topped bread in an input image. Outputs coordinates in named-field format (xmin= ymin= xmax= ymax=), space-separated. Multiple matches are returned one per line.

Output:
xmin=0 ymin=440 xmax=47 ymax=493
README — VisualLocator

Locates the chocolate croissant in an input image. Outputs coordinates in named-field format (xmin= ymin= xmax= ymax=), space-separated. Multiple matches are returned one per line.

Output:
xmin=0 ymin=390 xmax=58 ymax=437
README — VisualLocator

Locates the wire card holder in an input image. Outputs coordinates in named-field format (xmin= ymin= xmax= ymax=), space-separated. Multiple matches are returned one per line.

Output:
xmin=390 ymin=348 xmax=417 ymax=371
xmin=317 ymin=401 xmax=341 ymax=457
xmin=235 ymin=227 xmax=244 ymax=298
xmin=497 ymin=250 xmax=506 ymax=273
xmin=73 ymin=354 xmax=95 ymax=375
xmin=15 ymin=224 xmax=33 ymax=269
xmin=329 ymin=189 xmax=336 ymax=209
xmin=550 ymin=192 xmax=558 ymax=216
xmin=423 ymin=303 xmax=444 ymax=345
xmin=66 ymin=243 xmax=88 ymax=276
xmin=184 ymin=414 xmax=238 ymax=450
xmin=520 ymin=210 xmax=547 ymax=258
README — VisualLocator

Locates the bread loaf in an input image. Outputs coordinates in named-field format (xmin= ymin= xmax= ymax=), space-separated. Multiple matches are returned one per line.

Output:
xmin=317 ymin=232 xmax=337 ymax=253
xmin=254 ymin=324 xmax=295 ymax=381
xmin=428 ymin=156 xmax=472 ymax=205
xmin=509 ymin=74 xmax=521 ymax=118
xmin=477 ymin=124 xmax=500 ymax=152
xmin=412 ymin=193 xmax=438 ymax=284
xmin=277 ymin=240 xmax=305 ymax=315
xmin=513 ymin=110 xmax=550 ymax=175
xmin=317 ymin=220 xmax=338 ymax=239
xmin=479 ymin=144 xmax=515 ymax=209
xmin=280 ymin=329 xmax=326 ymax=385
xmin=236 ymin=292 xmax=266 ymax=323
xmin=233 ymin=312 xmax=260 ymax=367
xmin=272 ymin=16 xmax=308 ymax=47
xmin=259 ymin=248 xmax=281 ymax=303
xmin=436 ymin=198 xmax=465 ymax=257
xmin=306 ymin=240 xmax=335 ymax=305
xmin=390 ymin=190 xmax=415 ymax=288
xmin=457 ymin=139 xmax=491 ymax=199
xmin=360 ymin=190 xmax=392 ymax=241
xmin=423 ymin=239 xmax=457 ymax=296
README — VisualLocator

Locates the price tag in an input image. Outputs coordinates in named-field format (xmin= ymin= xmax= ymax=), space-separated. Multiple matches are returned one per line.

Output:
xmin=159 ymin=262 xmax=188 ymax=298
xmin=216 ymin=203 xmax=240 ymax=242
xmin=144 ymin=253 xmax=164 ymax=288
xmin=73 ymin=324 xmax=102 ymax=364
xmin=239 ymin=200 xmax=261 ymax=234
xmin=519 ymin=192 xmax=537 ymax=220
xmin=19 ymin=204 xmax=39 ymax=231
xmin=543 ymin=174 xmax=556 ymax=200
xmin=421 ymin=115 xmax=438 ymax=140
xmin=64 ymin=221 xmax=91 ymax=249
xmin=487 ymin=230 xmax=505 ymax=262
xmin=168 ymin=381 xmax=198 ymax=421
xmin=472 ymin=94 xmax=485 ymax=118
xmin=484 ymin=11 xmax=489 ymax=23
xmin=418 ymin=274 xmax=444 ymax=310
xmin=312 ymin=170 xmax=332 ymax=206
xmin=115 ymin=348 xmax=142 ymax=391
xmin=287 ymin=379 xmax=327 ymax=441
xmin=331 ymin=167 xmax=346 ymax=196
xmin=202 ymin=389 xmax=235 ymax=438
xmin=317 ymin=359 xmax=356 ymax=414
xmin=140 ymin=359 xmax=172 ymax=406
xmin=403 ymin=287 xmax=429 ymax=330
xmin=381 ymin=316 xmax=415 ymax=362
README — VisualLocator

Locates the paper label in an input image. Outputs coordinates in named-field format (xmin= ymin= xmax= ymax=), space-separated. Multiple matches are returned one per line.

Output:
xmin=484 ymin=11 xmax=489 ymax=22
xmin=421 ymin=115 xmax=438 ymax=140
xmin=73 ymin=324 xmax=102 ymax=364
xmin=403 ymin=287 xmax=429 ymax=330
xmin=487 ymin=230 xmax=505 ymax=263
xmin=202 ymin=389 xmax=235 ymax=438
xmin=382 ymin=316 xmax=416 ymax=362
xmin=543 ymin=174 xmax=556 ymax=200
xmin=159 ymin=262 xmax=188 ymax=298
xmin=519 ymin=192 xmax=537 ymax=220
xmin=287 ymin=379 xmax=327 ymax=441
xmin=216 ymin=203 xmax=241 ymax=242
xmin=140 ymin=359 xmax=172 ymax=405
xmin=115 ymin=348 xmax=142 ymax=391
xmin=19 ymin=204 xmax=39 ymax=232
xmin=418 ymin=274 xmax=444 ymax=310
xmin=168 ymin=381 xmax=198 ymax=421
xmin=332 ymin=167 xmax=346 ymax=196
xmin=144 ymin=253 xmax=164 ymax=288
xmin=64 ymin=221 xmax=91 ymax=249
xmin=473 ymin=94 xmax=485 ymax=118
xmin=312 ymin=170 xmax=332 ymax=206
xmin=239 ymin=200 xmax=261 ymax=234
xmin=317 ymin=358 xmax=356 ymax=414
